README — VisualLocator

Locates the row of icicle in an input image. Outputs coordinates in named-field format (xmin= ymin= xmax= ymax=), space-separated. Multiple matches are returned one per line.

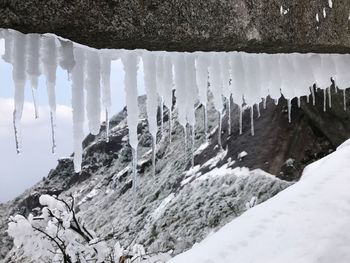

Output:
xmin=1 ymin=29 xmax=350 ymax=184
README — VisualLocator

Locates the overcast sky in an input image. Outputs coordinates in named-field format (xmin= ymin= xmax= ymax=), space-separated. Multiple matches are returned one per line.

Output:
xmin=0 ymin=38 xmax=144 ymax=203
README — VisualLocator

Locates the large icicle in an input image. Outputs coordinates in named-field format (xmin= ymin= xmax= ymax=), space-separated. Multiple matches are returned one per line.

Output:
xmin=41 ymin=35 xmax=58 ymax=153
xmin=221 ymin=53 xmax=232 ymax=135
xmin=244 ymin=54 xmax=262 ymax=134
xmin=230 ymin=52 xmax=246 ymax=134
xmin=174 ymin=53 xmax=188 ymax=142
xmin=100 ymin=52 xmax=112 ymax=142
xmin=2 ymin=29 xmax=13 ymax=64
xmin=26 ymin=34 xmax=41 ymax=119
xmin=196 ymin=53 xmax=210 ymax=138
xmin=185 ymin=54 xmax=198 ymax=167
xmin=85 ymin=50 xmax=101 ymax=135
xmin=58 ymin=39 xmax=75 ymax=78
xmin=122 ymin=51 xmax=140 ymax=201
xmin=143 ymin=52 xmax=159 ymax=177
xmin=208 ymin=53 xmax=224 ymax=147
xmin=71 ymin=47 xmax=86 ymax=172
xmin=156 ymin=52 xmax=165 ymax=137
xmin=11 ymin=31 xmax=26 ymax=154
xmin=162 ymin=54 xmax=174 ymax=141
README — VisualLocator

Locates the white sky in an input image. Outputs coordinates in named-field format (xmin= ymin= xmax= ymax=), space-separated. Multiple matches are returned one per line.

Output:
xmin=0 ymin=37 xmax=145 ymax=203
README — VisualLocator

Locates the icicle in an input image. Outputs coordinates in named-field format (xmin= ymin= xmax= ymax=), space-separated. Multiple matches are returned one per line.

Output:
xmin=41 ymin=35 xmax=58 ymax=153
xmin=239 ymin=105 xmax=243 ymax=135
xmin=71 ymin=48 xmax=85 ymax=172
xmin=228 ymin=97 xmax=232 ymax=135
xmin=218 ymin=112 xmax=222 ymax=149
xmin=185 ymin=54 xmax=198 ymax=129
xmin=122 ymin=51 xmax=140 ymax=202
xmin=58 ymin=39 xmax=75 ymax=74
xmin=160 ymin=97 xmax=164 ymax=137
xmin=105 ymin=109 xmax=109 ymax=142
xmin=26 ymin=34 xmax=41 ymax=119
xmin=174 ymin=53 xmax=188 ymax=139
xmin=256 ymin=102 xmax=261 ymax=118
xmin=344 ymin=89 xmax=347 ymax=111
xmin=184 ymin=124 xmax=188 ymax=160
xmin=12 ymin=31 xmax=26 ymax=154
xmin=250 ymin=106 xmax=255 ymax=136
xmin=196 ymin=53 xmax=210 ymax=136
xmin=31 ymin=88 xmax=39 ymax=119
xmin=288 ymin=99 xmax=292 ymax=123
xmin=151 ymin=137 xmax=156 ymax=178
xmin=297 ymin=97 xmax=301 ymax=108
xmin=3 ymin=29 xmax=13 ymax=64
xmin=323 ymin=88 xmax=327 ymax=112
xmin=169 ymin=107 xmax=173 ymax=142
xmin=203 ymin=105 xmax=208 ymax=139
xmin=328 ymin=87 xmax=332 ymax=108
xmin=156 ymin=53 xmax=165 ymax=138
xmin=221 ymin=53 xmax=232 ymax=134
xmin=307 ymin=93 xmax=310 ymax=103
xmin=131 ymin=147 xmax=138 ymax=205
xmin=263 ymin=97 xmax=267 ymax=109
xmin=50 ymin=111 xmax=56 ymax=154
xmin=100 ymin=53 xmax=112 ymax=142
xmin=191 ymin=125 xmax=195 ymax=168
xmin=311 ymin=86 xmax=316 ymax=106
xmin=208 ymin=53 xmax=223 ymax=113
xmin=85 ymin=50 xmax=101 ymax=135
xmin=142 ymin=52 xmax=158 ymax=177
xmin=162 ymin=54 xmax=174 ymax=142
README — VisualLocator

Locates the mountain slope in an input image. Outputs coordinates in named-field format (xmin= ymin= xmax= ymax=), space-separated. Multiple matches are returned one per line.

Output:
xmin=0 ymin=90 xmax=345 ymax=261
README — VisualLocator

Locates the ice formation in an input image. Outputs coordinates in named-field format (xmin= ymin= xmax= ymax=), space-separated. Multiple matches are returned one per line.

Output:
xmin=41 ymin=35 xmax=58 ymax=153
xmin=1 ymin=28 xmax=350 ymax=173
xmin=143 ymin=51 xmax=159 ymax=177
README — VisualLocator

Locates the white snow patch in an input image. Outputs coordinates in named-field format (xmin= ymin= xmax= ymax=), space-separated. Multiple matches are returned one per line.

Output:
xmin=237 ymin=151 xmax=248 ymax=161
xmin=194 ymin=142 xmax=209 ymax=156
xmin=151 ymin=193 xmax=175 ymax=220
xmin=328 ymin=0 xmax=333 ymax=8
xmin=202 ymin=148 xmax=228 ymax=169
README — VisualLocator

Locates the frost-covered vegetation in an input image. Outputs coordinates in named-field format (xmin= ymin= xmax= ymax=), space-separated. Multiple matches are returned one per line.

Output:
xmin=8 ymin=194 xmax=171 ymax=263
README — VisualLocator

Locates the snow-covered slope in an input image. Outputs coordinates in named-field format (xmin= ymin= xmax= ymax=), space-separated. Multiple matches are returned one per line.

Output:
xmin=169 ymin=139 xmax=350 ymax=263
xmin=0 ymin=95 xmax=295 ymax=262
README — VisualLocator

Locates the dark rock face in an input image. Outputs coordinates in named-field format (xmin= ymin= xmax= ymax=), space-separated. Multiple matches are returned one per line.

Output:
xmin=0 ymin=0 xmax=350 ymax=53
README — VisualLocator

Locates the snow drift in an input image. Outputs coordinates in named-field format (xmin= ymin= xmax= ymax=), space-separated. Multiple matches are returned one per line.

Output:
xmin=169 ymin=139 xmax=350 ymax=263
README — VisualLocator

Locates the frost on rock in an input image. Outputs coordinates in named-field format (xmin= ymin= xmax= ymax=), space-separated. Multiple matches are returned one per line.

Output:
xmin=1 ymin=29 xmax=350 ymax=172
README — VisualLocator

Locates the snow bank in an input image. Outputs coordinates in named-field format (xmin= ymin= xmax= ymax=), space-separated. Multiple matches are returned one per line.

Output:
xmin=169 ymin=140 xmax=350 ymax=263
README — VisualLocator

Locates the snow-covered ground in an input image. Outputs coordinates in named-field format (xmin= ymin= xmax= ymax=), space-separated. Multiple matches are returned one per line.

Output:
xmin=169 ymin=139 xmax=350 ymax=263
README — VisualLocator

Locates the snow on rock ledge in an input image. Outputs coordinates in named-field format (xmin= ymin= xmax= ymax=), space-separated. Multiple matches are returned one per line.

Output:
xmin=169 ymin=140 xmax=350 ymax=263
